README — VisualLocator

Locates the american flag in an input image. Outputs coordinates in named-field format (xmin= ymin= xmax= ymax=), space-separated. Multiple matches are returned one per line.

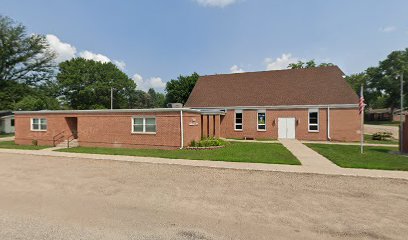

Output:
xmin=359 ymin=85 xmax=365 ymax=114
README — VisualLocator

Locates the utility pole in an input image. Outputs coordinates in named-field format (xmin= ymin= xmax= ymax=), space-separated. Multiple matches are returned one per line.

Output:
xmin=111 ymin=87 xmax=113 ymax=110
xmin=400 ymin=73 xmax=404 ymax=152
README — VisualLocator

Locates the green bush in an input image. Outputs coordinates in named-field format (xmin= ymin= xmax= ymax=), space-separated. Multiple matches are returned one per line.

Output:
xmin=190 ymin=137 xmax=227 ymax=147
xmin=372 ymin=131 xmax=392 ymax=141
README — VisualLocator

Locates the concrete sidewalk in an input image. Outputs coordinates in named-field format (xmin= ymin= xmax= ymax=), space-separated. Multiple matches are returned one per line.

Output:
xmin=279 ymin=139 xmax=340 ymax=171
xmin=0 ymin=147 xmax=408 ymax=180
xmin=0 ymin=136 xmax=15 ymax=142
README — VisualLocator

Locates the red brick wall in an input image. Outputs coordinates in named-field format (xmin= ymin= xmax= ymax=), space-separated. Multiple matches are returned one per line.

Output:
xmin=220 ymin=108 xmax=360 ymax=142
xmin=15 ymin=111 xmax=202 ymax=149
xmin=15 ymin=115 xmax=72 ymax=146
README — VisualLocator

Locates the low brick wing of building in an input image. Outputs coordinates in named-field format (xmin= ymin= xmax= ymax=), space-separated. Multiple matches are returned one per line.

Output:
xmin=15 ymin=109 xmax=203 ymax=149
xmin=185 ymin=66 xmax=360 ymax=142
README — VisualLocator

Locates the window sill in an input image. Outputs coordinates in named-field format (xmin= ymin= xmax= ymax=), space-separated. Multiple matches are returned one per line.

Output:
xmin=131 ymin=132 xmax=157 ymax=135
xmin=234 ymin=129 xmax=243 ymax=132
xmin=31 ymin=130 xmax=47 ymax=132
xmin=257 ymin=130 xmax=267 ymax=132
xmin=308 ymin=130 xmax=319 ymax=133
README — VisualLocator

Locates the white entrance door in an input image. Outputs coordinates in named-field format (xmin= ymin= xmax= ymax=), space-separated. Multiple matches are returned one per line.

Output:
xmin=278 ymin=118 xmax=296 ymax=139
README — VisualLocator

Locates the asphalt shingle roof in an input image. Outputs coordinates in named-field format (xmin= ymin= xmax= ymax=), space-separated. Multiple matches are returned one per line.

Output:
xmin=185 ymin=66 xmax=358 ymax=108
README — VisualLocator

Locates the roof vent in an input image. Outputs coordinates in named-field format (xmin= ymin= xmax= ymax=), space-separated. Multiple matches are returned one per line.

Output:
xmin=167 ymin=103 xmax=183 ymax=108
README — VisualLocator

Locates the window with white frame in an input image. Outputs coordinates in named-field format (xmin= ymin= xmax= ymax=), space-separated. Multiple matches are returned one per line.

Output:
xmin=308 ymin=108 xmax=319 ymax=132
xmin=234 ymin=110 xmax=243 ymax=130
xmin=257 ymin=110 xmax=266 ymax=131
xmin=132 ymin=117 xmax=156 ymax=133
xmin=31 ymin=118 xmax=47 ymax=131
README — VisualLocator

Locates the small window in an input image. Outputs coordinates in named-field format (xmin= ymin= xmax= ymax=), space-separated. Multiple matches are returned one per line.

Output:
xmin=11 ymin=119 xmax=15 ymax=127
xmin=257 ymin=110 xmax=266 ymax=131
xmin=308 ymin=109 xmax=319 ymax=132
xmin=234 ymin=110 xmax=243 ymax=131
xmin=31 ymin=118 xmax=47 ymax=131
xmin=132 ymin=117 xmax=156 ymax=133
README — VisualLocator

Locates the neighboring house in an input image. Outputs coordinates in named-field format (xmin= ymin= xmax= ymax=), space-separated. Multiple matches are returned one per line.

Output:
xmin=365 ymin=108 xmax=392 ymax=121
xmin=185 ymin=66 xmax=360 ymax=142
xmin=14 ymin=66 xmax=360 ymax=149
xmin=0 ymin=111 xmax=15 ymax=134
xmin=392 ymin=109 xmax=407 ymax=122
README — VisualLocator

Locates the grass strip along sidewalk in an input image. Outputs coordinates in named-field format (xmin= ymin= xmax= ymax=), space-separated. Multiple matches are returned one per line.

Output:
xmin=58 ymin=142 xmax=300 ymax=165
xmin=307 ymin=144 xmax=408 ymax=171
xmin=0 ymin=141 xmax=49 ymax=150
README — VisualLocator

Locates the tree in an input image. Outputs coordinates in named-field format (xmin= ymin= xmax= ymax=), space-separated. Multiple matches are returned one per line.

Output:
xmin=367 ymin=48 xmax=408 ymax=111
xmin=14 ymin=95 xmax=60 ymax=111
xmin=148 ymin=88 xmax=165 ymax=108
xmin=57 ymin=58 xmax=137 ymax=109
xmin=0 ymin=15 xmax=56 ymax=109
xmin=129 ymin=90 xmax=154 ymax=109
xmin=0 ymin=16 xmax=55 ymax=84
xmin=288 ymin=60 xmax=334 ymax=69
xmin=165 ymin=72 xmax=199 ymax=105
xmin=345 ymin=72 xmax=385 ymax=109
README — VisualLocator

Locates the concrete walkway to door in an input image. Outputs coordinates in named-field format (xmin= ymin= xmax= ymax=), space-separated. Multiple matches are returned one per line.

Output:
xmin=279 ymin=139 xmax=341 ymax=172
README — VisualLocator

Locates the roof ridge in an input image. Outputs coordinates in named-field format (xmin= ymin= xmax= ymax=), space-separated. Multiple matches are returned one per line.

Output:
xmin=201 ymin=65 xmax=340 ymax=78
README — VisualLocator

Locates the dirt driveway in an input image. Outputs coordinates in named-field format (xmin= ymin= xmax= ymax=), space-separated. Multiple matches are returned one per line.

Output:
xmin=0 ymin=153 xmax=407 ymax=240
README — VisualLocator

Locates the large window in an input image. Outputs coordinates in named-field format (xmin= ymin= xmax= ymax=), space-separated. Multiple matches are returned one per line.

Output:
xmin=31 ymin=118 xmax=47 ymax=131
xmin=234 ymin=110 xmax=243 ymax=131
xmin=257 ymin=110 xmax=266 ymax=131
xmin=308 ymin=108 xmax=319 ymax=132
xmin=132 ymin=117 xmax=156 ymax=133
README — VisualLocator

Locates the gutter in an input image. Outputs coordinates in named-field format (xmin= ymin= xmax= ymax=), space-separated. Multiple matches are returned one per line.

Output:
xmin=327 ymin=106 xmax=331 ymax=141
xmin=180 ymin=110 xmax=184 ymax=149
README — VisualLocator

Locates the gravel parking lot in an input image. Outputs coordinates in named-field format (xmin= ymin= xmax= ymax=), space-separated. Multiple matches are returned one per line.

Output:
xmin=0 ymin=152 xmax=407 ymax=240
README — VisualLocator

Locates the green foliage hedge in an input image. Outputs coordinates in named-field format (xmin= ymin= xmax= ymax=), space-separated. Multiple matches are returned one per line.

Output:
xmin=190 ymin=137 xmax=227 ymax=147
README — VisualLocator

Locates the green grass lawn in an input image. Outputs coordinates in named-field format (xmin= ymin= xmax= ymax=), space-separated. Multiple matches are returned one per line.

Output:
xmin=307 ymin=143 xmax=408 ymax=171
xmin=364 ymin=134 xmax=398 ymax=145
xmin=58 ymin=142 xmax=301 ymax=165
xmin=0 ymin=141 xmax=49 ymax=150
xmin=0 ymin=133 xmax=14 ymax=138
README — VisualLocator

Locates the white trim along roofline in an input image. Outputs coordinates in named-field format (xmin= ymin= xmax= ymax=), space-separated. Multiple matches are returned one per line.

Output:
xmin=191 ymin=104 xmax=358 ymax=110
xmin=14 ymin=108 xmax=201 ymax=115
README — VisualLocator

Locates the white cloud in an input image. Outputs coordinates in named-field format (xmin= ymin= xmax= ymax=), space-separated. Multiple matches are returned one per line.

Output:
xmin=78 ymin=50 xmax=111 ymax=63
xmin=113 ymin=60 xmax=126 ymax=70
xmin=194 ymin=0 xmax=238 ymax=8
xmin=132 ymin=74 xmax=166 ymax=92
xmin=379 ymin=26 xmax=397 ymax=33
xmin=46 ymin=34 xmax=126 ymax=70
xmin=230 ymin=65 xmax=244 ymax=73
xmin=46 ymin=34 xmax=77 ymax=63
xmin=264 ymin=53 xmax=298 ymax=70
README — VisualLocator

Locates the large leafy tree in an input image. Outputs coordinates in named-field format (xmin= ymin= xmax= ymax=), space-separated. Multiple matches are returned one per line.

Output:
xmin=288 ymin=60 xmax=334 ymax=69
xmin=367 ymin=49 xmax=408 ymax=111
xmin=148 ymin=88 xmax=165 ymax=108
xmin=57 ymin=58 xmax=137 ymax=109
xmin=165 ymin=72 xmax=199 ymax=105
xmin=0 ymin=15 xmax=56 ymax=110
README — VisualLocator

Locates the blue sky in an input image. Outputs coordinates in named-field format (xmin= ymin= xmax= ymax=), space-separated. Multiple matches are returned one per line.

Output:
xmin=2 ymin=0 xmax=408 ymax=91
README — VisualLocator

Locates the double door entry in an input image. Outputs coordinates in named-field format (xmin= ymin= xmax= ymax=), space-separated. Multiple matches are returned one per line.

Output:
xmin=278 ymin=118 xmax=296 ymax=139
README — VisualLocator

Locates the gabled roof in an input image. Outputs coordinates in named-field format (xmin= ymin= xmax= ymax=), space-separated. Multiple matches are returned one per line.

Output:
xmin=185 ymin=66 xmax=359 ymax=108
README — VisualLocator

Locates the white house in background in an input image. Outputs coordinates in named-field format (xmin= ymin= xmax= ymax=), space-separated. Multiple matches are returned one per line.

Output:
xmin=0 ymin=111 xmax=15 ymax=134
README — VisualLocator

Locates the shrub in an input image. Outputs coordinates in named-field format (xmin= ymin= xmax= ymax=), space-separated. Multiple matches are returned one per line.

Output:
xmin=32 ymin=139 xmax=38 ymax=146
xmin=189 ymin=137 xmax=227 ymax=147
xmin=372 ymin=131 xmax=392 ymax=141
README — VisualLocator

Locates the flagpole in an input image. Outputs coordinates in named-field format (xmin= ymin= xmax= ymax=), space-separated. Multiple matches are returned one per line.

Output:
xmin=360 ymin=85 xmax=364 ymax=154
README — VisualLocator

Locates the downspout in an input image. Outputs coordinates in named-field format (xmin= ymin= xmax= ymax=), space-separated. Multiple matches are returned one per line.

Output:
xmin=327 ymin=106 xmax=331 ymax=141
xmin=180 ymin=110 xmax=184 ymax=149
